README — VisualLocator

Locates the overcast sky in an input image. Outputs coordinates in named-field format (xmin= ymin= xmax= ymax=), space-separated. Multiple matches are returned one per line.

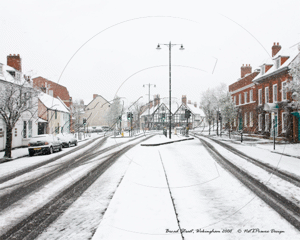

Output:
xmin=1 ymin=0 xmax=300 ymax=107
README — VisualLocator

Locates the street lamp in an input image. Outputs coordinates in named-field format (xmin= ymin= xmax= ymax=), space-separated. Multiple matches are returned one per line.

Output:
xmin=156 ymin=42 xmax=184 ymax=139
xmin=143 ymin=83 xmax=156 ymax=130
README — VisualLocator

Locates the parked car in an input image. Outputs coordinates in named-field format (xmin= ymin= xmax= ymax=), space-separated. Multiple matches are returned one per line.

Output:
xmin=57 ymin=133 xmax=78 ymax=148
xmin=28 ymin=134 xmax=62 ymax=156
xmin=101 ymin=126 xmax=111 ymax=131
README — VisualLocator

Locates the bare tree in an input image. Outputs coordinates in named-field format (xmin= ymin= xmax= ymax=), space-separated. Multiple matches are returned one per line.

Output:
xmin=105 ymin=97 xmax=122 ymax=129
xmin=129 ymin=100 xmax=143 ymax=131
xmin=71 ymin=99 xmax=85 ymax=133
xmin=200 ymin=83 xmax=237 ymax=136
xmin=0 ymin=78 xmax=39 ymax=158
xmin=200 ymin=88 xmax=218 ymax=135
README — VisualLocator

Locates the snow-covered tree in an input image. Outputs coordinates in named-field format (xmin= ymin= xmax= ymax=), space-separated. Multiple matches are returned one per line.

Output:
xmin=200 ymin=83 xmax=237 ymax=136
xmin=0 ymin=78 xmax=39 ymax=158
xmin=105 ymin=97 xmax=123 ymax=128
xmin=200 ymin=88 xmax=218 ymax=135
xmin=288 ymin=51 xmax=300 ymax=103
xmin=219 ymin=91 xmax=238 ymax=129
xmin=71 ymin=99 xmax=85 ymax=133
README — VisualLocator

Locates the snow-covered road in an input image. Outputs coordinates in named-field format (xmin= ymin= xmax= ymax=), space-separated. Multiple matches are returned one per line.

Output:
xmin=1 ymin=134 xmax=299 ymax=239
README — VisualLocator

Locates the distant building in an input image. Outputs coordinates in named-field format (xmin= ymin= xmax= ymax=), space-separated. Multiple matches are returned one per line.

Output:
xmin=32 ymin=76 xmax=72 ymax=107
xmin=139 ymin=94 xmax=206 ymax=130
xmin=81 ymin=94 xmax=110 ymax=128
xmin=33 ymin=76 xmax=73 ymax=131
xmin=38 ymin=93 xmax=70 ymax=135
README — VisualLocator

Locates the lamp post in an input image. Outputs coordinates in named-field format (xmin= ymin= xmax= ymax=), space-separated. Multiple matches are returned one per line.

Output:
xmin=143 ymin=84 xmax=156 ymax=130
xmin=157 ymin=42 xmax=184 ymax=139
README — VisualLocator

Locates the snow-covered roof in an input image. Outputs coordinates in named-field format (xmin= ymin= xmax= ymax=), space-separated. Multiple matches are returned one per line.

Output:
xmin=0 ymin=63 xmax=31 ymax=87
xmin=140 ymin=104 xmax=160 ymax=117
xmin=186 ymin=103 xmax=205 ymax=116
xmin=253 ymin=45 xmax=300 ymax=82
xmin=39 ymin=92 xmax=70 ymax=113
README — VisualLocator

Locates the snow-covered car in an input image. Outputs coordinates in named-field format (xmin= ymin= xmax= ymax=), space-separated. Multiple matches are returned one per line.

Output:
xmin=57 ymin=134 xmax=78 ymax=148
xmin=28 ymin=134 xmax=62 ymax=156
xmin=101 ymin=126 xmax=111 ymax=131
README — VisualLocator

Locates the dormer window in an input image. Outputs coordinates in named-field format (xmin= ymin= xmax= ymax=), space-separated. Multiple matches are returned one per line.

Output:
xmin=261 ymin=65 xmax=265 ymax=75
xmin=15 ymin=72 xmax=21 ymax=80
xmin=275 ymin=58 xmax=280 ymax=69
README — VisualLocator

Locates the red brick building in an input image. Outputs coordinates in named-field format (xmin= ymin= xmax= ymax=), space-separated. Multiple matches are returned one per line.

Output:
xmin=229 ymin=43 xmax=300 ymax=142
xmin=32 ymin=76 xmax=72 ymax=108
xmin=229 ymin=64 xmax=260 ymax=133
xmin=33 ymin=76 xmax=73 ymax=132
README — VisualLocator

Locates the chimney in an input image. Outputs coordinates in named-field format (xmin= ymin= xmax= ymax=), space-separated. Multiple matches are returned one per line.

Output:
xmin=241 ymin=64 xmax=252 ymax=78
xmin=182 ymin=95 xmax=187 ymax=105
xmin=194 ymin=102 xmax=197 ymax=108
xmin=7 ymin=54 xmax=22 ymax=72
xmin=93 ymin=94 xmax=98 ymax=99
xmin=154 ymin=94 xmax=160 ymax=106
xmin=272 ymin=42 xmax=281 ymax=57
xmin=188 ymin=100 xmax=191 ymax=104
xmin=149 ymin=100 xmax=153 ymax=109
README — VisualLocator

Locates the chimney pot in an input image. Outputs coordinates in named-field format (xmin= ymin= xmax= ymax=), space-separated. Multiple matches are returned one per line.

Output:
xmin=182 ymin=95 xmax=187 ymax=105
xmin=7 ymin=54 xmax=22 ymax=72
xmin=272 ymin=42 xmax=281 ymax=57
xmin=241 ymin=64 xmax=252 ymax=78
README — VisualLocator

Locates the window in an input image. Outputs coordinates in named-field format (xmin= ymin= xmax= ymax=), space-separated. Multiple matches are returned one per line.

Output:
xmin=234 ymin=119 xmax=236 ymax=127
xmin=23 ymin=121 xmax=27 ymax=138
xmin=273 ymin=84 xmax=278 ymax=102
xmin=15 ymin=128 xmax=17 ymax=137
xmin=250 ymin=89 xmax=253 ymax=102
xmin=258 ymin=114 xmax=262 ymax=131
xmin=239 ymin=94 xmax=242 ymax=105
xmin=49 ymin=90 xmax=53 ymax=97
xmin=249 ymin=112 xmax=253 ymax=127
xmin=265 ymin=87 xmax=269 ymax=103
xmin=15 ymin=72 xmax=21 ymax=80
xmin=0 ymin=64 xmax=3 ymax=75
xmin=282 ymin=82 xmax=287 ymax=101
xmin=244 ymin=112 xmax=247 ymax=127
xmin=265 ymin=114 xmax=269 ymax=132
xmin=275 ymin=58 xmax=280 ymax=69
xmin=55 ymin=124 xmax=60 ymax=134
xmin=55 ymin=110 xmax=57 ymax=119
xmin=233 ymin=96 xmax=236 ymax=105
xmin=244 ymin=92 xmax=248 ymax=104
xmin=28 ymin=121 xmax=32 ymax=138
xmin=258 ymin=89 xmax=262 ymax=105
xmin=282 ymin=112 xmax=288 ymax=133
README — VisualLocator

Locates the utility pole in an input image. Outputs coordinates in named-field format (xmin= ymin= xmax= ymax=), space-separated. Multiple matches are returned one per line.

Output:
xmin=156 ymin=42 xmax=184 ymax=139
xmin=143 ymin=84 xmax=156 ymax=130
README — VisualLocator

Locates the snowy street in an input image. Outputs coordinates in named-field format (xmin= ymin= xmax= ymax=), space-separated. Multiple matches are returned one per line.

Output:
xmin=1 ymin=133 xmax=295 ymax=240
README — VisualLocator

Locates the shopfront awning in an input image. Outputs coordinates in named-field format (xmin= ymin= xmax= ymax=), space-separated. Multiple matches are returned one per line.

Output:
xmin=291 ymin=111 xmax=300 ymax=118
xmin=263 ymin=103 xmax=279 ymax=111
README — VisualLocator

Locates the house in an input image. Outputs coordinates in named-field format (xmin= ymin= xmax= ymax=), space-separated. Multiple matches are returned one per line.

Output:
xmin=33 ymin=76 xmax=73 ymax=132
xmin=173 ymin=96 xmax=206 ymax=129
xmin=80 ymin=94 xmax=110 ymax=129
xmin=0 ymin=55 xmax=39 ymax=150
xmin=229 ymin=42 xmax=300 ymax=142
xmin=32 ymin=76 xmax=72 ymax=107
xmin=38 ymin=93 xmax=70 ymax=135
xmin=139 ymin=94 xmax=206 ymax=130
xmin=229 ymin=64 xmax=260 ymax=133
